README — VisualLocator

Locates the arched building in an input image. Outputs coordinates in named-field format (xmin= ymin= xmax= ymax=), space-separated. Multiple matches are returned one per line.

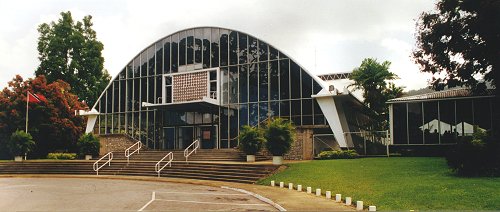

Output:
xmin=87 ymin=27 xmax=369 ymax=157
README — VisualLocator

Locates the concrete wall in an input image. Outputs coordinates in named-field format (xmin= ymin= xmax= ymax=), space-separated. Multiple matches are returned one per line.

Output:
xmin=97 ymin=134 xmax=139 ymax=156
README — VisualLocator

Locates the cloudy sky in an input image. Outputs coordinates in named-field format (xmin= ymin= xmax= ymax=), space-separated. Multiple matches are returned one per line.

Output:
xmin=0 ymin=0 xmax=436 ymax=91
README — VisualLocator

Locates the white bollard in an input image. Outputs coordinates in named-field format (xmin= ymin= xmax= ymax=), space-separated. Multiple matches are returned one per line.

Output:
xmin=306 ymin=187 xmax=312 ymax=194
xmin=369 ymin=206 xmax=377 ymax=211
xmin=356 ymin=201 xmax=363 ymax=211
xmin=335 ymin=194 xmax=341 ymax=202
xmin=316 ymin=188 xmax=321 ymax=196
xmin=326 ymin=191 xmax=331 ymax=199
xmin=271 ymin=181 xmax=275 ymax=187
xmin=297 ymin=185 xmax=302 ymax=192
xmin=289 ymin=183 xmax=293 ymax=190
xmin=345 ymin=197 xmax=352 ymax=205
xmin=279 ymin=182 xmax=284 ymax=188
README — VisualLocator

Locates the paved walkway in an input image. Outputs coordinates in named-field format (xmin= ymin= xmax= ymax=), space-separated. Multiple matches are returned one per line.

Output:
xmin=0 ymin=175 xmax=353 ymax=211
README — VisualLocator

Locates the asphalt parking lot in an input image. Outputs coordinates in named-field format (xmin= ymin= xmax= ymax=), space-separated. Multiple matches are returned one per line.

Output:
xmin=0 ymin=177 xmax=276 ymax=211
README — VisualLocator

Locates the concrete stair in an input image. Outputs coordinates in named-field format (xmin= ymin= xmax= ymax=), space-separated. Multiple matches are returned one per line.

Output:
xmin=112 ymin=149 xmax=269 ymax=162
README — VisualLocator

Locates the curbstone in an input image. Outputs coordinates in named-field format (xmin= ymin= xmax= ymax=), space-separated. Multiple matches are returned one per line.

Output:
xmin=288 ymin=183 xmax=293 ymax=190
xmin=369 ymin=206 xmax=376 ymax=211
xmin=306 ymin=187 xmax=312 ymax=194
xmin=271 ymin=180 xmax=275 ymax=187
xmin=297 ymin=185 xmax=302 ymax=192
xmin=316 ymin=188 xmax=321 ymax=196
xmin=279 ymin=182 xmax=284 ymax=188
xmin=356 ymin=201 xmax=363 ymax=211
xmin=326 ymin=191 xmax=331 ymax=199
xmin=335 ymin=194 xmax=341 ymax=202
xmin=345 ymin=197 xmax=352 ymax=206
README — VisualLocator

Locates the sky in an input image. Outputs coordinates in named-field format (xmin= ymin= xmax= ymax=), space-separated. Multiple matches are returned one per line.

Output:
xmin=0 ymin=0 xmax=436 ymax=91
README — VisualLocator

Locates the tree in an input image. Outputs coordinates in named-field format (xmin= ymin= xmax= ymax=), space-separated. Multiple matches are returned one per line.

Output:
xmin=349 ymin=58 xmax=404 ymax=130
xmin=36 ymin=11 xmax=110 ymax=106
xmin=0 ymin=75 xmax=87 ymax=158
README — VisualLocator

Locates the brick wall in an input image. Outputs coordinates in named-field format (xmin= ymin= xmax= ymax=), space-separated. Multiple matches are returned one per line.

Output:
xmin=97 ymin=134 xmax=140 ymax=156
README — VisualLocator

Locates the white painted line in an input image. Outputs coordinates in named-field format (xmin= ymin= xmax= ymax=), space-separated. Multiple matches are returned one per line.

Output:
xmin=138 ymin=191 xmax=155 ymax=211
xmin=0 ymin=185 xmax=36 ymax=190
xmin=154 ymin=199 xmax=268 ymax=206
xmin=154 ymin=191 xmax=249 ymax=196
xmin=221 ymin=186 xmax=287 ymax=211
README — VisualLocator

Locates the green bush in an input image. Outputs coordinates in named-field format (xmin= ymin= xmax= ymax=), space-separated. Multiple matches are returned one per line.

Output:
xmin=6 ymin=130 xmax=35 ymax=156
xmin=77 ymin=133 xmax=100 ymax=157
xmin=47 ymin=153 xmax=77 ymax=160
xmin=238 ymin=125 xmax=265 ymax=155
xmin=264 ymin=118 xmax=296 ymax=156
xmin=446 ymin=127 xmax=500 ymax=176
xmin=317 ymin=150 xmax=359 ymax=159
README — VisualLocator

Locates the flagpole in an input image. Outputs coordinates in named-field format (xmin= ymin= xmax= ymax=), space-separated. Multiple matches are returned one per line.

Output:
xmin=26 ymin=91 xmax=29 ymax=133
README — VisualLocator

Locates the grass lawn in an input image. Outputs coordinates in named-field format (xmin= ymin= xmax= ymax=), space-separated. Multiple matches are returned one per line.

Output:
xmin=258 ymin=157 xmax=500 ymax=211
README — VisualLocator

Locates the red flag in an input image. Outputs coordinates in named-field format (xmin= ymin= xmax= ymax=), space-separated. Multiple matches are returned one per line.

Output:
xmin=28 ymin=92 xmax=46 ymax=103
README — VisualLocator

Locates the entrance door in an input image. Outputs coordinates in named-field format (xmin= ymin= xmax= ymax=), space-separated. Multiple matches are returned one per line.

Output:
xmin=178 ymin=126 xmax=194 ymax=149
xmin=163 ymin=127 xmax=175 ymax=149
xmin=199 ymin=126 xmax=216 ymax=149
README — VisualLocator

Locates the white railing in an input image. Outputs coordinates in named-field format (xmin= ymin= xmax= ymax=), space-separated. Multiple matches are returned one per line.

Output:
xmin=93 ymin=152 xmax=113 ymax=175
xmin=183 ymin=139 xmax=200 ymax=163
xmin=125 ymin=141 xmax=142 ymax=163
xmin=155 ymin=152 xmax=173 ymax=177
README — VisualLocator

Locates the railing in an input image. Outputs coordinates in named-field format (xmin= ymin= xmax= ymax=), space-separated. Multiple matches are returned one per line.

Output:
xmin=184 ymin=139 xmax=200 ymax=163
xmin=93 ymin=152 xmax=113 ymax=175
xmin=125 ymin=141 xmax=142 ymax=163
xmin=155 ymin=152 xmax=173 ymax=177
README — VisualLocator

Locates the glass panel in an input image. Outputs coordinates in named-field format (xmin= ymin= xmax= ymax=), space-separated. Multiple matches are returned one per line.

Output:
xmin=290 ymin=61 xmax=301 ymax=99
xmin=148 ymin=46 xmax=155 ymax=76
xmin=280 ymin=100 xmax=290 ymax=118
xmin=163 ymin=37 xmax=170 ymax=74
xmin=456 ymin=99 xmax=473 ymax=140
xmin=393 ymin=103 xmax=408 ymax=144
xmin=239 ymin=104 xmax=248 ymax=127
xmin=270 ymin=61 xmax=279 ymax=100
xmin=258 ymin=40 xmax=268 ymax=61
xmin=313 ymin=79 xmax=323 ymax=94
xmin=187 ymin=31 xmax=194 ymax=64
xmin=179 ymin=31 xmax=186 ymax=66
xmin=408 ymin=102 xmax=423 ymax=144
xmin=171 ymin=34 xmax=178 ymax=72
xmin=423 ymin=101 xmax=439 ymax=144
xmin=127 ymin=79 xmax=133 ymax=111
xmin=248 ymin=36 xmax=258 ymax=63
xmin=249 ymin=63 xmax=258 ymax=102
xmin=473 ymin=98 xmax=492 ymax=131
xmin=113 ymin=82 xmax=119 ymax=113
xmin=195 ymin=29 xmax=202 ymax=64
xmin=202 ymin=28 xmax=211 ymax=68
xmin=106 ymin=90 xmax=112 ymax=113
xmin=156 ymin=40 xmax=163 ymax=75
xmin=127 ymin=62 xmax=133 ymax=79
xmin=229 ymin=66 xmax=238 ymax=104
xmin=148 ymin=77 xmax=154 ymax=104
xmin=133 ymin=57 xmax=140 ymax=77
xmin=269 ymin=46 xmax=278 ymax=60
xmin=249 ymin=103 xmax=258 ymax=126
xmin=259 ymin=102 xmax=268 ymax=125
xmin=238 ymin=32 xmax=248 ymax=64
xmin=439 ymin=100 xmax=456 ymax=143
xmin=219 ymin=29 xmax=229 ymax=66
xmin=301 ymin=69 xmax=312 ymax=98
xmin=211 ymin=28 xmax=219 ymax=68
xmin=221 ymin=68 xmax=228 ymax=105
xmin=270 ymin=101 xmax=279 ymax=117
xmin=313 ymin=101 xmax=324 ymax=125
xmin=279 ymin=59 xmax=290 ymax=99
xmin=279 ymin=50 xmax=288 ymax=59
xmin=133 ymin=78 xmax=140 ymax=110
xmin=229 ymin=31 xmax=238 ymax=65
xmin=119 ymin=68 xmax=126 ymax=80
xmin=239 ymin=65 xmax=248 ymax=103
xmin=141 ymin=77 xmax=147 ymax=103
xmin=291 ymin=100 xmax=301 ymax=125
xmin=155 ymin=76 xmax=162 ymax=104
xmin=141 ymin=51 xmax=148 ymax=76
xmin=221 ymin=108 xmax=228 ymax=139
xmin=259 ymin=62 xmax=268 ymax=101
xmin=120 ymin=80 xmax=125 ymax=112
xmin=229 ymin=107 xmax=238 ymax=147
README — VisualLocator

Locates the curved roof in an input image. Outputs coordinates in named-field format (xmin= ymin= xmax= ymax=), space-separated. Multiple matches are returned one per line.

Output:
xmin=93 ymin=26 xmax=326 ymax=109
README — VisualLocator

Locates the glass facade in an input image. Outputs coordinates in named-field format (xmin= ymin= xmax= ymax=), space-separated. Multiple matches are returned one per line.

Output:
xmin=391 ymin=97 xmax=494 ymax=145
xmin=93 ymin=27 xmax=327 ymax=149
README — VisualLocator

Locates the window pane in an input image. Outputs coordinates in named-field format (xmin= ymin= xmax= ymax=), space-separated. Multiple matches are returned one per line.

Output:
xmin=171 ymin=34 xmax=178 ymax=72
xmin=473 ymin=98 xmax=492 ymax=131
xmin=249 ymin=103 xmax=258 ymax=126
xmin=211 ymin=28 xmax=219 ymax=67
xmin=423 ymin=101 xmax=439 ymax=144
xmin=113 ymin=82 xmax=119 ymax=113
xmin=259 ymin=62 xmax=268 ymax=101
xmin=239 ymin=65 xmax=248 ymax=103
xmin=195 ymin=29 xmax=202 ymax=64
xmin=148 ymin=46 xmax=155 ymax=76
xmin=229 ymin=31 xmax=238 ymax=65
xmin=179 ymin=31 xmax=186 ymax=66
xmin=280 ymin=100 xmax=290 ymax=118
xmin=439 ymin=100 xmax=456 ymax=143
xmin=156 ymin=41 xmax=163 ymax=75
xmin=221 ymin=68 xmax=228 ymax=105
xmin=120 ymin=80 xmax=126 ymax=112
xmin=249 ymin=63 xmax=258 ymax=102
xmin=291 ymin=100 xmax=301 ymax=125
xmin=279 ymin=59 xmax=290 ymax=100
xmin=270 ymin=61 xmax=279 ymax=100
xmin=202 ymin=28 xmax=211 ymax=68
xmin=187 ymin=31 xmax=194 ymax=64
xmin=141 ymin=51 xmax=148 ymax=76
xmin=301 ymin=69 xmax=312 ymax=98
xmin=163 ymin=38 xmax=170 ymax=74
xmin=259 ymin=102 xmax=268 ymax=125
xmin=456 ymin=99 xmax=473 ymax=140
xmin=239 ymin=104 xmax=248 ymax=127
xmin=229 ymin=66 xmax=238 ymax=104
xmin=219 ymin=29 xmax=229 ymax=66
xmin=238 ymin=33 xmax=248 ymax=64
xmin=258 ymin=40 xmax=268 ymax=61
xmin=269 ymin=46 xmax=278 ymax=60
xmin=393 ymin=103 xmax=408 ymax=144
xmin=248 ymin=36 xmax=258 ymax=63
xmin=408 ymin=102 xmax=423 ymax=144
xmin=290 ymin=61 xmax=301 ymax=99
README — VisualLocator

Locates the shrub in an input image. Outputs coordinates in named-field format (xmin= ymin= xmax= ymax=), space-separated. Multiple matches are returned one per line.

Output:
xmin=317 ymin=150 xmax=359 ymax=159
xmin=238 ymin=125 xmax=265 ymax=155
xmin=446 ymin=127 xmax=500 ymax=176
xmin=264 ymin=118 xmax=295 ymax=156
xmin=6 ymin=130 xmax=35 ymax=156
xmin=77 ymin=133 xmax=100 ymax=157
xmin=47 ymin=153 xmax=77 ymax=160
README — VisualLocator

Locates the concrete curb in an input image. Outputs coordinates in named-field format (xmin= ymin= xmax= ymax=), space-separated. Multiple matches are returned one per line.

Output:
xmin=221 ymin=186 xmax=287 ymax=211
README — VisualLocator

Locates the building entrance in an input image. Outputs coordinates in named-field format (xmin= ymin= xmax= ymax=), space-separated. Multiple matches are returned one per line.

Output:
xmin=162 ymin=125 xmax=218 ymax=150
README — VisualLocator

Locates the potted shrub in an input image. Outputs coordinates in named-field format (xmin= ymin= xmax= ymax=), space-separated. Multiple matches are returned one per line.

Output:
xmin=264 ymin=118 xmax=296 ymax=165
xmin=77 ymin=133 xmax=100 ymax=160
xmin=7 ymin=130 xmax=35 ymax=162
xmin=238 ymin=125 xmax=265 ymax=162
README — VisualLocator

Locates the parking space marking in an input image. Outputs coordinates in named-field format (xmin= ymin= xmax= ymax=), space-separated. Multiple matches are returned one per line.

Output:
xmin=138 ymin=191 xmax=155 ymax=211
xmin=154 ymin=199 xmax=268 ymax=206
xmin=154 ymin=191 xmax=250 ymax=196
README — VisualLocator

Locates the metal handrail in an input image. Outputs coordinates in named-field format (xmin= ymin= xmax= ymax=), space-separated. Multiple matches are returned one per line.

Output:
xmin=183 ymin=139 xmax=200 ymax=163
xmin=125 ymin=141 xmax=142 ymax=163
xmin=155 ymin=152 xmax=173 ymax=177
xmin=93 ymin=152 xmax=113 ymax=175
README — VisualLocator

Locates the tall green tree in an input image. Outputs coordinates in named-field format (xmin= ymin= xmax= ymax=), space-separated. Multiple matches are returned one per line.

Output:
xmin=36 ymin=11 xmax=110 ymax=106
xmin=349 ymin=58 xmax=404 ymax=130
xmin=413 ymin=0 xmax=499 ymax=136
